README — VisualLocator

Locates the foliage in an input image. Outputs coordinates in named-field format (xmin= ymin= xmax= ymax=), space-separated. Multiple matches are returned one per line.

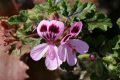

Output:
xmin=117 ymin=18 xmax=120 ymax=28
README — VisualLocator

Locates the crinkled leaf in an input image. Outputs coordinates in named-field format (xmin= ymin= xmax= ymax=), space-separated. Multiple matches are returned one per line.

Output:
xmin=87 ymin=18 xmax=112 ymax=31
xmin=86 ymin=13 xmax=112 ymax=31
xmin=114 ymin=64 xmax=120 ymax=77
xmin=117 ymin=18 xmax=120 ymax=28
xmin=16 ymin=29 xmax=41 ymax=47
xmin=47 ymin=0 xmax=60 ymax=13
xmin=24 ymin=19 xmax=33 ymax=32
xmin=28 ymin=4 xmax=45 ymax=21
xmin=101 ymin=36 xmax=120 ymax=54
xmin=59 ymin=0 xmax=69 ymax=17
xmin=16 ymin=29 xmax=27 ymax=39
xmin=112 ymin=36 xmax=120 ymax=50
xmin=8 ymin=10 xmax=28 ymax=25
xmin=103 ymin=55 xmax=117 ymax=65
xmin=64 ymin=1 xmax=95 ymax=19
xmin=69 ymin=0 xmax=80 ymax=16
xmin=23 ymin=38 xmax=41 ymax=47
xmin=78 ymin=3 xmax=96 ymax=19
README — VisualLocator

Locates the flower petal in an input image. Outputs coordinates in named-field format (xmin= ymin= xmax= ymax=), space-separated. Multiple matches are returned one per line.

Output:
xmin=30 ymin=43 xmax=48 ymax=61
xmin=37 ymin=20 xmax=64 ymax=41
xmin=66 ymin=45 xmax=77 ymax=66
xmin=37 ymin=20 xmax=50 ymax=37
xmin=58 ymin=44 xmax=67 ymax=62
xmin=49 ymin=20 xmax=64 ymax=40
xmin=70 ymin=22 xmax=83 ymax=36
xmin=45 ymin=45 xmax=62 ymax=70
xmin=68 ymin=39 xmax=89 ymax=54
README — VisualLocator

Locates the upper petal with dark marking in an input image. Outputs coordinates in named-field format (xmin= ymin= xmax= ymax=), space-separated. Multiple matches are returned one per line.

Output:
xmin=70 ymin=22 xmax=83 ymax=36
xmin=48 ymin=20 xmax=64 ymax=40
xmin=37 ymin=20 xmax=64 ymax=41
xmin=37 ymin=20 xmax=50 ymax=38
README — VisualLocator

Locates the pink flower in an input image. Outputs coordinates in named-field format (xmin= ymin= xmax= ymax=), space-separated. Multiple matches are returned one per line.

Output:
xmin=58 ymin=22 xmax=89 ymax=66
xmin=30 ymin=20 xmax=64 ymax=70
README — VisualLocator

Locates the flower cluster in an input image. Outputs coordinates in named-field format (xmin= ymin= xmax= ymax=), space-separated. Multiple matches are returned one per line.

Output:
xmin=30 ymin=19 xmax=89 ymax=70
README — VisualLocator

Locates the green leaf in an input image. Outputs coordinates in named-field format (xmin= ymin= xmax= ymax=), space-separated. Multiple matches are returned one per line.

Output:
xmin=84 ymin=35 xmax=106 ymax=52
xmin=112 ymin=36 xmax=120 ymax=50
xmin=99 ymin=36 xmax=119 ymax=54
xmin=89 ymin=19 xmax=111 ymax=31
xmin=24 ymin=19 xmax=33 ymax=32
xmin=60 ymin=0 xmax=69 ymax=17
xmin=28 ymin=5 xmax=44 ymax=21
xmin=86 ymin=13 xmax=112 ymax=31
xmin=90 ymin=60 xmax=109 ymax=80
xmin=48 ymin=0 xmax=53 ymax=7
xmin=16 ymin=19 xmax=33 ymax=36
xmin=23 ymin=38 xmax=41 ymax=47
xmin=115 ymin=64 xmax=120 ymax=77
xmin=103 ymin=55 xmax=116 ymax=64
xmin=78 ymin=3 xmax=96 ymax=19
xmin=103 ymin=36 xmax=120 ymax=52
xmin=95 ymin=60 xmax=104 ymax=77
xmin=8 ymin=10 xmax=28 ymax=25
xmin=46 ymin=0 xmax=60 ymax=13
xmin=117 ymin=18 xmax=120 ymax=28
xmin=16 ymin=29 xmax=27 ymax=40
xmin=19 ymin=10 xmax=28 ymax=18
xmin=108 ymin=64 xmax=117 ymax=71
xmin=69 ymin=0 xmax=80 ymax=16
xmin=8 ymin=15 xmax=21 ymax=25
xmin=17 ymin=29 xmax=41 ymax=47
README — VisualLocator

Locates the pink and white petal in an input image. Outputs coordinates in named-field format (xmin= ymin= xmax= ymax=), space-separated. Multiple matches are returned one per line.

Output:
xmin=30 ymin=43 xmax=48 ymax=61
xmin=55 ymin=46 xmax=62 ymax=66
xmin=45 ymin=45 xmax=62 ymax=70
xmin=70 ymin=22 xmax=83 ymax=36
xmin=58 ymin=44 xmax=67 ymax=62
xmin=45 ymin=55 xmax=57 ymax=70
xmin=66 ymin=45 xmax=77 ymax=66
xmin=68 ymin=39 xmax=89 ymax=54
xmin=47 ymin=45 xmax=56 ymax=60
xmin=50 ymin=20 xmax=64 ymax=38
xmin=37 ymin=20 xmax=50 ymax=37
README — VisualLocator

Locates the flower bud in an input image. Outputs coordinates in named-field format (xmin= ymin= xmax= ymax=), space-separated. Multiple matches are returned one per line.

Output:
xmin=90 ymin=54 xmax=96 ymax=61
